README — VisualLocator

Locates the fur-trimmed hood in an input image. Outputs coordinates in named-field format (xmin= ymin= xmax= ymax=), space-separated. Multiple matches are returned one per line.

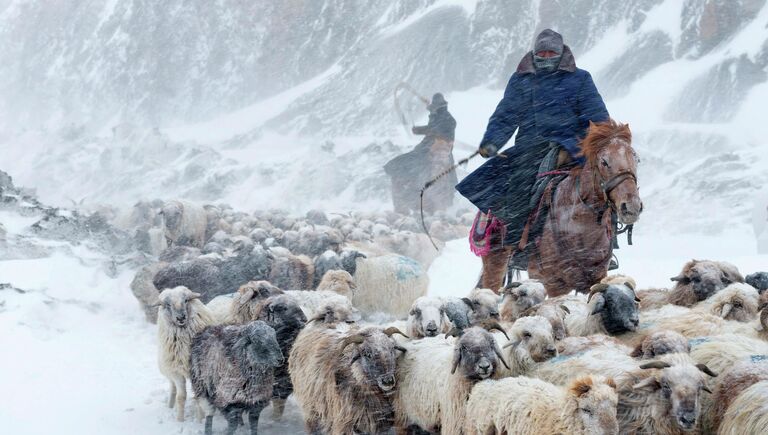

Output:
xmin=516 ymin=45 xmax=577 ymax=74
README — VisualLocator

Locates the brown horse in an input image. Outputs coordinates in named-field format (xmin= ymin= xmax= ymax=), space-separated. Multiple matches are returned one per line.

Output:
xmin=482 ymin=120 xmax=642 ymax=296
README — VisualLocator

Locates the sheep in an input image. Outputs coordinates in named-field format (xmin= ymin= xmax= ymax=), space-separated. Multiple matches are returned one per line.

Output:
xmin=497 ymin=315 xmax=558 ymax=377
xmin=295 ymin=226 xmax=343 ymax=257
xmin=289 ymin=325 xmax=407 ymax=434
xmin=393 ymin=326 xmax=509 ymax=435
xmin=746 ymin=271 xmax=768 ymax=293
xmin=156 ymin=286 xmax=214 ymax=421
xmin=252 ymin=294 xmax=308 ymax=420
xmin=206 ymin=281 xmax=283 ymax=325
xmin=305 ymin=209 xmax=329 ymax=225
xmin=374 ymin=231 xmax=442 ymax=270
xmin=600 ymin=273 xmax=637 ymax=291
xmin=521 ymin=302 xmax=571 ymax=340
xmin=638 ymin=260 xmax=744 ymax=309
xmin=689 ymin=333 xmax=768 ymax=375
xmin=694 ymin=282 xmax=760 ymax=322
xmin=130 ymin=262 xmax=166 ymax=323
xmin=152 ymin=258 xmax=224 ymax=303
xmin=640 ymin=305 xmax=767 ymax=342
xmin=561 ymin=283 xmax=641 ymax=336
xmin=464 ymin=375 xmax=619 ymax=435
xmin=705 ymin=360 xmax=768 ymax=433
xmin=312 ymin=249 xmax=342 ymax=288
xmin=158 ymin=245 xmax=202 ymax=263
xmin=406 ymin=296 xmax=452 ymax=338
xmin=718 ymin=381 xmax=768 ymax=435
xmin=190 ymin=321 xmax=284 ymax=435
xmin=315 ymin=269 xmax=356 ymax=298
xmin=629 ymin=331 xmax=690 ymax=359
xmin=614 ymin=354 xmax=717 ymax=434
xmin=160 ymin=199 xmax=208 ymax=248
xmin=441 ymin=288 xmax=501 ymax=332
xmin=350 ymin=254 xmax=429 ymax=318
xmin=499 ymin=279 xmax=546 ymax=322
xmin=284 ymin=289 xmax=360 ymax=322
xmin=268 ymin=252 xmax=314 ymax=290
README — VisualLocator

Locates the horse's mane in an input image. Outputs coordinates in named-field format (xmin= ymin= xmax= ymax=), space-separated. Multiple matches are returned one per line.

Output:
xmin=577 ymin=119 xmax=632 ymax=163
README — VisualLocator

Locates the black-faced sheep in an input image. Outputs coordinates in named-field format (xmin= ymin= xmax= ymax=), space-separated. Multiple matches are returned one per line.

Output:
xmin=190 ymin=321 xmax=283 ymax=435
xmin=394 ymin=326 xmax=509 ymax=434
xmin=465 ymin=375 xmax=619 ymax=435
xmin=156 ymin=286 xmax=214 ymax=421
xmin=288 ymin=326 xmax=407 ymax=434
xmin=161 ymin=199 xmax=208 ymax=248
xmin=500 ymin=279 xmax=546 ymax=322
xmin=562 ymin=283 xmax=641 ymax=336
xmin=638 ymin=260 xmax=744 ymax=309
xmin=406 ymin=296 xmax=452 ymax=338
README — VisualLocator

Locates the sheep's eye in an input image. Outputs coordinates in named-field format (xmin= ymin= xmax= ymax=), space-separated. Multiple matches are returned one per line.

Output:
xmin=692 ymin=276 xmax=701 ymax=283
xmin=581 ymin=408 xmax=593 ymax=415
xmin=523 ymin=331 xmax=532 ymax=339
xmin=733 ymin=300 xmax=743 ymax=308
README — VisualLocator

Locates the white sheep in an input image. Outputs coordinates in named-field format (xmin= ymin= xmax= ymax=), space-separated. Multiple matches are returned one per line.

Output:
xmin=406 ymin=296 xmax=452 ymax=338
xmin=284 ymin=289 xmax=359 ymax=322
xmin=464 ymin=375 xmax=619 ymax=435
xmin=351 ymin=254 xmax=429 ymax=318
xmin=156 ymin=286 xmax=214 ymax=421
xmin=161 ymin=199 xmax=208 ymax=248
xmin=500 ymin=279 xmax=546 ymax=322
xmin=495 ymin=316 xmax=558 ymax=377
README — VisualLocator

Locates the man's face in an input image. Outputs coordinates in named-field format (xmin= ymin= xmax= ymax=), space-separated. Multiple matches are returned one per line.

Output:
xmin=536 ymin=50 xmax=559 ymax=58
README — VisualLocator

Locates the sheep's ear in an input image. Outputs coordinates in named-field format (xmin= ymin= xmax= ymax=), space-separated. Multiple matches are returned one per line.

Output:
xmin=624 ymin=281 xmax=636 ymax=291
xmin=186 ymin=292 xmax=201 ymax=301
xmin=559 ymin=304 xmax=571 ymax=314
xmin=570 ymin=378 xmax=593 ymax=397
xmin=383 ymin=327 xmax=409 ymax=339
xmin=590 ymin=294 xmax=606 ymax=315
xmin=494 ymin=344 xmax=510 ymax=370
xmin=702 ymin=385 xmax=713 ymax=394
xmin=632 ymin=377 xmax=660 ymax=391
xmin=451 ymin=348 xmax=462 ymax=374
xmin=502 ymin=340 xmax=520 ymax=349
xmin=670 ymin=274 xmax=690 ymax=284
xmin=239 ymin=288 xmax=255 ymax=305
xmin=639 ymin=361 xmax=671 ymax=370
xmin=394 ymin=345 xmax=407 ymax=354
xmin=696 ymin=364 xmax=718 ymax=377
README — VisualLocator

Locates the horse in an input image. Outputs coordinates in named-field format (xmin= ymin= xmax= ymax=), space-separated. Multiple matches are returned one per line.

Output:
xmin=481 ymin=120 xmax=643 ymax=296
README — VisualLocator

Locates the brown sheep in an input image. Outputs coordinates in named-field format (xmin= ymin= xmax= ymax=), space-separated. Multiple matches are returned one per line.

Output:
xmin=706 ymin=360 xmax=768 ymax=433
xmin=638 ymin=260 xmax=744 ymax=309
xmin=630 ymin=330 xmax=691 ymax=359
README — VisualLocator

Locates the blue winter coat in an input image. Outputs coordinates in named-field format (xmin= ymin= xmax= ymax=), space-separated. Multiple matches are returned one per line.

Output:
xmin=456 ymin=46 xmax=609 ymax=213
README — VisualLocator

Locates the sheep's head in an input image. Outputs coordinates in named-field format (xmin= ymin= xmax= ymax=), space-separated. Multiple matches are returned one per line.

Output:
xmin=160 ymin=202 xmax=183 ymax=232
xmin=504 ymin=315 xmax=557 ymax=363
xmin=158 ymin=286 xmax=201 ymax=327
xmin=600 ymin=274 xmax=637 ymax=292
xmin=588 ymin=283 xmax=640 ymax=334
xmin=501 ymin=280 xmax=546 ymax=321
xmin=340 ymin=250 xmax=366 ymax=276
xmin=671 ymin=260 xmax=741 ymax=302
xmin=258 ymin=295 xmax=307 ymax=331
xmin=407 ymin=297 xmax=451 ymax=338
xmin=568 ymin=376 xmax=619 ymax=435
xmin=463 ymin=288 xmax=501 ymax=325
xmin=633 ymin=359 xmax=717 ymax=431
xmin=235 ymin=321 xmax=284 ymax=368
xmin=448 ymin=326 xmax=508 ymax=380
xmin=746 ymin=271 xmax=768 ymax=294
xmin=233 ymin=280 xmax=283 ymax=321
xmin=704 ymin=282 xmax=760 ymax=322
xmin=342 ymin=327 xmax=408 ymax=393
xmin=308 ymin=302 xmax=361 ymax=325
xmin=317 ymin=270 xmax=357 ymax=297
xmin=631 ymin=331 xmax=690 ymax=359
xmin=524 ymin=303 xmax=570 ymax=341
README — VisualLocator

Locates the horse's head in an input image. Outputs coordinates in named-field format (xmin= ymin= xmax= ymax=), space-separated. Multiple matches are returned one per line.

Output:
xmin=582 ymin=120 xmax=643 ymax=225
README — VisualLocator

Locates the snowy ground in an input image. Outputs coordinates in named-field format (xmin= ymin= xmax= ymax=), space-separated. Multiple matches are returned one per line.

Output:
xmin=0 ymin=209 xmax=765 ymax=434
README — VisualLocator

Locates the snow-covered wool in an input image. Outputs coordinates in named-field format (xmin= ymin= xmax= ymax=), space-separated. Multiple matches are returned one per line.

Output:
xmin=268 ymin=252 xmax=314 ymax=290
xmin=689 ymin=333 xmax=768 ymax=376
xmin=464 ymin=375 xmax=619 ymax=435
xmin=156 ymin=286 xmax=214 ymax=421
xmin=638 ymin=260 xmax=744 ymax=309
xmin=500 ymin=279 xmax=546 ymax=322
xmin=284 ymin=289 xmax=359 ymax=322
xmin=558 ymin=334 xmax=633 ymax=356
xmin=497 ymin=315 xmax=558 ymax=377
xmin=190 ymin=321 xmax=283 ymax=435
xmin=206 ymin=281 xmax=283 ymax=325
xmin=315 ymin=269 xmax=356 ymax=298
xmin=629 ymin=330 xmax=690 ymax=359
xmin=406 ymin=296 xmax=452 ymax=338
xmin=350 ymin=254 xmax=428 ymax=318
xmin=152 ymin=258 xmax=223 ymax=303
xmin=161 ymin=199 xmax=208 ymax=248
xmin=288 ymin=326 xmax=406 ymax=434
xmin=718 ymin=381 xmax=768 ymax=435
xmin=441 ymin=288 xmax=501 ymax=332
xmin=563 ymin=283 xmax=640 ymax=336
xmin=393 ymin=327 xmax=507 ymax=434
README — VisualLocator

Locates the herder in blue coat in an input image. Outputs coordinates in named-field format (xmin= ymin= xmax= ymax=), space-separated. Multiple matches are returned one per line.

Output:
xmin=456 ymin=29 xmax=609 ymax=289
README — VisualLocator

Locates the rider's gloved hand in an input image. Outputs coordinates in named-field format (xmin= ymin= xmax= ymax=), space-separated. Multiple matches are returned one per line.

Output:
xmin=478 ymin=143 xmax=498 ymax=158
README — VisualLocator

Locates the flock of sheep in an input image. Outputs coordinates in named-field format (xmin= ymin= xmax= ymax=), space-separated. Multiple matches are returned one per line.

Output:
xmin=124 ymin=199 xmax=768 ymax=435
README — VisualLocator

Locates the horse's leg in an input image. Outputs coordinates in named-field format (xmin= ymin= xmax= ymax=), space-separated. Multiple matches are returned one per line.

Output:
xmin=481 ymin=246 xmax=512 ymax=293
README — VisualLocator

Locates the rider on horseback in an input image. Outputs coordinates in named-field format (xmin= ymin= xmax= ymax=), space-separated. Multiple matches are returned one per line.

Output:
xmin=456 ymin=29 xmax=611 ymax=291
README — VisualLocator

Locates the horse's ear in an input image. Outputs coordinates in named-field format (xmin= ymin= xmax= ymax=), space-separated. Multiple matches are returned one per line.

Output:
xmin=588 ymin=120 xmax=596 ymax=130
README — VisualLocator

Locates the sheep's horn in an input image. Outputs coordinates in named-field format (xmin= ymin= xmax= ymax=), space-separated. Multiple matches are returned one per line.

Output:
xmin=720 ymin=303 xmax=733 ymax=319
xmin=696 ymin=364 xmax=718 ymax=377
xmin=340 ymin=334 xmax=365 ymax=350
xmin=239 ymin=288 xmax=255 ymax=305
xmin=670 ymin=274 xmax=685 ymax=282
xmin=639 ymin=361 xmax=671 ymax=370
xmin=503 ymin=340 xmax=520 ymax=349
xmin=559 ymin=304 xmax=571 ymax=314
xmin=587 ymin=283 xmax=610 ymax=302
xmin=394 ymin=345 xmax=407 ymax=354
xmin=383 ymin=327 xmax=409 ymax=339
xmin=494 ymin=345 xmax=510 ymax=370
xmin=624 ymin=281 xmax=636 ymax=291
xmin=451 ymin=353 xmax=461 ymax=375
xmin=481 ymin=320 xmax=510 ymax=341
xmin=702 ymin=385 xmax=713 ymax=394
xmin=445 ymin=327 xmax=462 ymax=339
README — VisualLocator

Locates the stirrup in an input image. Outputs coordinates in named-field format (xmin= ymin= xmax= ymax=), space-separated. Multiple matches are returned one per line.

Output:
xmin=609 ymin=254 xmax=619 ymax=271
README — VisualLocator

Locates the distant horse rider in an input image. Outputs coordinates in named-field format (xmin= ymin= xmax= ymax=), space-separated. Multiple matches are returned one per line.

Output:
xmin=456 ymin=29 xmax=611 ymax=290
xmin=385 ymin=93 xmax=457 ymax=214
